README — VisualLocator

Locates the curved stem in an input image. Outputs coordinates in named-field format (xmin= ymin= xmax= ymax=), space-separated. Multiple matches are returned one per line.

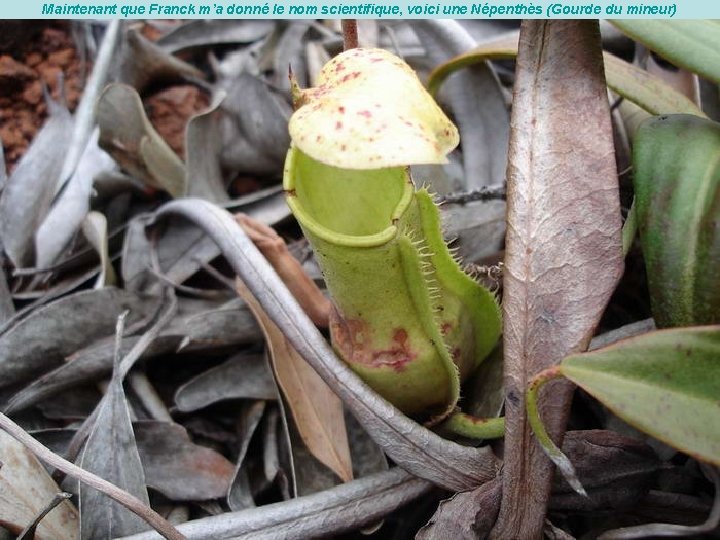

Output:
xmin=526 ymin=366 xmax=587 ymax=497
xmin=441 ymin=412 xmax=505 ymax=440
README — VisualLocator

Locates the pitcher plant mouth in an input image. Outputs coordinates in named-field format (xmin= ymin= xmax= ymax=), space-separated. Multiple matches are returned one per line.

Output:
xmin=283 ymin=146 xmax=414 ymax=248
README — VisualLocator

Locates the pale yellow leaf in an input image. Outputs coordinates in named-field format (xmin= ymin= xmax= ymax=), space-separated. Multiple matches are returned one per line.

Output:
xmin=0 ymin=430 xmax=79 ymax=539
xmin=289 ymin=47 xmax=458 ymax=169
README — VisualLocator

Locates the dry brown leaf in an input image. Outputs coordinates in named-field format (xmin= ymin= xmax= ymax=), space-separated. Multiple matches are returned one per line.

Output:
xmin=235 ymin=278 xmax=353 ymax=483
xmin=493 ymin=21 xmax=623 ymax=538
xmin=235 ymin=213 xmax=331 ymax=327
xmin=0 ymin=430 xmax=79 ymax=539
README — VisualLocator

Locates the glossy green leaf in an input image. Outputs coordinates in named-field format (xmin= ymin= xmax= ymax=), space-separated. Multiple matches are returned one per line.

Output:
xmin=561 ymin=326 xmax=720 ymax=466
xmin=611 ymin=20 xmax=720 ymax=85
xmin=633 ymin=114 xmax=720 ymax=326
xmin=427 ymin=39 xmax=704 ymax=117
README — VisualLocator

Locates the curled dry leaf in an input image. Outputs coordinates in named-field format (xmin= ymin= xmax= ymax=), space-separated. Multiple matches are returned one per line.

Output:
xmin=174 ymin=352 xmax=277 ymax=412
xmin=235 ymin=213 xmax=330 ymax=327
xmin=117 ymin=468 xmax=431 ymax=540
xmin=227 ymin=400 xmax=267 ymax=511
xmin=290 ymin=47 xmax=458 ymax=169
xmin=495 ymin=21 xmax=623 ymax=538
xmin=97 ymin=83 xmax=186 ymax=197
xmin=118 ymin=27 xmax=205 ymax=93
xmin=156 ymin=20 xmax=275 ymax=54
xmin=134 ymin=421 xmax=236 ymax=501
xmin=34 ymin=130 xmax=117 ymax=270
xmin=82 ymin=211 xmax=117 ymax=288
xmin=79 ymin=293 xmax=177 ymax=538
xmin=185 ymin=95 xmax=229 ymax=203
xmin=217 ymin=73 xmax=292 ymax=176
xmin=0 ymin=430 xmax=79 ymax=539
xmin=417 ymin=477 xmax=502 ymax=540
xmin=235 ymin=278 xmax=353 ymax=484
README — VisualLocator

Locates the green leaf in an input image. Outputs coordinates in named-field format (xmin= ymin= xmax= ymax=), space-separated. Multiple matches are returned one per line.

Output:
xmin=289 ymin=48 xmax=459 ymax=170
xmin=602 ymin=52 xmax=705 ymax=117
xmin=633 ymin=114 xmax=720 ymax=326
xmin=611 ymin=20 xmax=720 ymax=85
xmin=560 ymin=326 xmax=720 ymax=467
xmin=426 ymin=38 xmax=704 ymax=117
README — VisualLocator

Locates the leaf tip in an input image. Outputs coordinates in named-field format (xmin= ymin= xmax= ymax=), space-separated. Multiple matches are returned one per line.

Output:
xmin=549 ymin=449 xmax=588 ymax=498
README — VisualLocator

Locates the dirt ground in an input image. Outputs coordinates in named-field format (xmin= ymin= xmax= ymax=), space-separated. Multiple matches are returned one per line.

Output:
xmin=0 ymin=21 xmax=86 ymax=172
xmin=0 ymin=20 xmax=208 ymax=172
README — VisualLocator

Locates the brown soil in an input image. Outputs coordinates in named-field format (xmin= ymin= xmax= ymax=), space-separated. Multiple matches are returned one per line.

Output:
xmin=0 ymin=21 xmax=87 ymax=173
xmin=1 ymin=21 xmax=209 ymax=171
xmin=146 ymin=84 xmax=209 ymax=160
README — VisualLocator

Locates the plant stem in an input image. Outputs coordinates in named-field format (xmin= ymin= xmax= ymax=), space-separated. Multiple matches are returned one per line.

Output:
xmin=342 ymin=20 xmax=358 ymax=50
xmin=441 ymin=412 xmax=505 ymax=440
xmin=526 ymin=366 xmax=587 ymax=497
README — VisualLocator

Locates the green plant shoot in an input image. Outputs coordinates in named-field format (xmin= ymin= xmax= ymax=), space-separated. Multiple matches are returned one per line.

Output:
xmin=283 ymin=48 xmax=501 ymax=423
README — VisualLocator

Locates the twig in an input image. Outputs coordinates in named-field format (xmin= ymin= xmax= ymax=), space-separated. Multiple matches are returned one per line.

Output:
xmin=435 ymin=186 xmax=507 ymax=205
xmin=342 ymin=20 xmax=359 ymax=50
xmin=17 ymin=492 xmax=73 ymax=540
xmin=588 ymin=318 xmax=654 ymax=351
xmin=128 ymin=371 xmax=173 ymax=422
xmin=0 ymin=412 xmax=186 ymax=540
xmin=622 ymin=198 xmax=638 ymax=258
xmin=146 ymin=265 xmax=230 ymax=300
